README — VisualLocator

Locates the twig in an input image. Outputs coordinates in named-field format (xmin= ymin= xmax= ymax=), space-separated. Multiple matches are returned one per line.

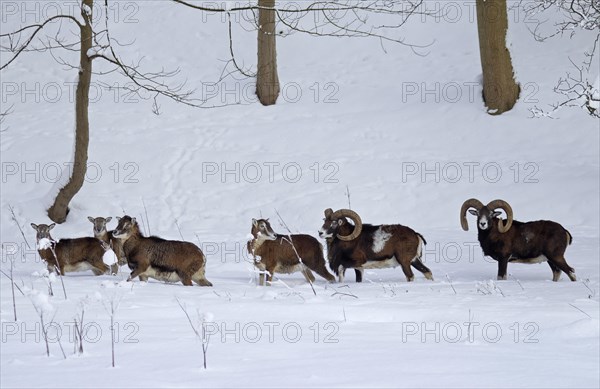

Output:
xmin=142 ymin=197 xmax=151 ymax=236
xmin=102 ymin=293 xmax=123 ymax=368
xmin=174 ymin=219 xmax=185 ymax=240
xmin=581 ymin=279 xmax=596 ymax=298
xmin=331 ymin=290 xmax=358 ymax=299
xmin=48 ymin=243 xmax=67 ymax=300
xmin=495 ymin=282 xmax=505 ymax=297
xmin=8 ymin=204 xmax=31 ymax=249
xmin=1 ymin=256 xmax=19 ymax=320
xmin=274 ymin=209 xmax=317 ymax=296
xmin=345 ymin=185 xmax=351 ymax=209
xmin=29 ymin=294 xmax=52 ymax=357
xmin=73 ymin=302 xmax=86 ymax=354
xmin=466 ymin=309 xmax=474 ymax=342
xmin=56 ymin=323 xmax=67 ymax=360
xmin=175 ymin=297 xmax=210 ymax=369
xmin=213 ymin=290 xmax=232 ymax=302
xmin=446 ymin=274 xmax=457 ymax=295
xmin=0 ymin=269 xmax=25 ymax=296
xmin=568 ymin=303 xmax=591 ymax=318
xmin=515 ymin=279 xmax=525 ymax=291
xmin=45 ymin=271 xmax=54 ymax=297
xmin=138 ymin=213 xmax=147 ymax=236
xmin=382 ymin=283 xmax=397 ymax=297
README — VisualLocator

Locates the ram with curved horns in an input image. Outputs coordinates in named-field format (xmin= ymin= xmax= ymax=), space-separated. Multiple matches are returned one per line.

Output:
xmin=460 ymin=198 xmax=576 ymax=282
xmin=319 ymin=208 xmax=433 ymax=282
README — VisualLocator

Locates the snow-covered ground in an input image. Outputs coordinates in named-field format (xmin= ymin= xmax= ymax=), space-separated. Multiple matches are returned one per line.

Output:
xmin=1 ymin=2 xmax=599 ymax=388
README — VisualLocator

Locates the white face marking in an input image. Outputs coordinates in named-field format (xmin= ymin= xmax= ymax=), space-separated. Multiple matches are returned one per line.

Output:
xmin=372 ymin=227 xmax=392 ymax=253
xmin=318 ymin=228 xmax=333 ymax=238
xmin=478 ymin=215 xmax=489 ymax=230
xmin=112 ymin=230 xmax=126 ymax=239
xmin=254 ymin=222 xmax=277 ymax=241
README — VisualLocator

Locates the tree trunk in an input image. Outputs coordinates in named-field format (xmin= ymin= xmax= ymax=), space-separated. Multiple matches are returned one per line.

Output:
xmin=256 ymin=0 xmax=280 ymax=106
xmin=47 ymin=0 xmax=93 ymax=223
xmin=475 ymin=0 xmax=520 ymax=115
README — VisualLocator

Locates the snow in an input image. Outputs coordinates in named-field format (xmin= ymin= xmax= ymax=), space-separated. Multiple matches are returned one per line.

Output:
xmin=1 ymin=2 xmax=598 ymax=389
xmin=27 ymin=290 xmax=54 ymax=315
xmin=37 ymin=238 xmax=53 ymax=250
xmin=102 ymin=249 xmax=118 ymax=266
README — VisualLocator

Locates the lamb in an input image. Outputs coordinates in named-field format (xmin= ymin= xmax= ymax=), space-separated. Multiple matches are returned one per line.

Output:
xmin=31 ymin=223 xmax=109 ymax=276
xmin=460 ymin=198 xmax=576 ymax=281
xmin=112 ymin=215 xmax=212 ymax=286
xmin=248 ymin=218 xmax=335 ymax=285
xmin=319 ymin=208 xmax=433 ymax=282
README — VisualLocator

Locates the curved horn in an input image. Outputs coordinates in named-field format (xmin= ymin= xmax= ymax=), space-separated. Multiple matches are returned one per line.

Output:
xmin=324 ymin=208 xmax=334 ymax=219
xmin=460 ymin=198 xmax=484 ymax=231
xmin=331 ymin=209 xmax=362 ymax=241
xmin=486 ymin=199 xmax=513 ymax=233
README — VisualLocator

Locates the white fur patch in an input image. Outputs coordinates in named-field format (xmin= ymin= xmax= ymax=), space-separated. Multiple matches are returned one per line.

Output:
xmin=37 ymin=238 xmax=53 ymax=250
xmin=273 ymin=263 xmax=305 ymax=275
xmin=372 ymin=227 xmax=392 ymax=253
xmin=362 ymin=257 xmax=398 ymax=269
xmin=338 ymin=265 xmax=345 ymax=283
xmin=64 ymin=262 xmax=94 ymax=273
xmin=319 ymin=229 xmax=332 ymax=238
xmin=509 ymin=255 xmax=548 ymax=264
xmin=411 ymin=235 xmax=424 ymax=263
xmin=141 ymin=267 xmax=181 ymax=283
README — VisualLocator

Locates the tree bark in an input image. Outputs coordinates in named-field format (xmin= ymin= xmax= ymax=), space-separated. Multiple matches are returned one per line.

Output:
xmin=256 ymin=0 xmax=280 ymax=106
xmin=47 ymin=0 xmax=93 ymax=223
xmin=475 ymin=0 xmax=520 ymax=115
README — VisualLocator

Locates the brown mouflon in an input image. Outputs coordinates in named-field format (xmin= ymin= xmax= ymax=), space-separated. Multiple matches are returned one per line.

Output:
xmin=31 ymin=223 xmax=109 ymax=276
xmin=319 ymin=209 xmax=433 ymax=283
xmin=112 ymin=216 xmax=212 ymax=286
xmin=460 ymin=198 xmax=576 ymax=281
xmin=248 ymin=218 xmax=335 ymax=286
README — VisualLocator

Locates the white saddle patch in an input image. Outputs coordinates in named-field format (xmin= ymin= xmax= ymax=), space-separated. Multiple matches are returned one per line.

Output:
xmin=372 ymin=227 xmax=392 ymax=253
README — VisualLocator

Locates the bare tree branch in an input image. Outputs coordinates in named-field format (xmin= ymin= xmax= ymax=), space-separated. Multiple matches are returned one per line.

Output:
xmin=174 ymin=0 xmax=436 ymax=80
xmin=1 ymin=0 xmax=235 ymax=110
xmin=0 ymin=15 xmax=82 ymax=70
xmin=520 ymin=0 xmax=600 ymax=118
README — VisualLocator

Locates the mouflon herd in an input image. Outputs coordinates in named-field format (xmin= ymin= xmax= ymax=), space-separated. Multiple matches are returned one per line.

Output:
xmin=30 ymin=199 xmax=578 ymax=286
